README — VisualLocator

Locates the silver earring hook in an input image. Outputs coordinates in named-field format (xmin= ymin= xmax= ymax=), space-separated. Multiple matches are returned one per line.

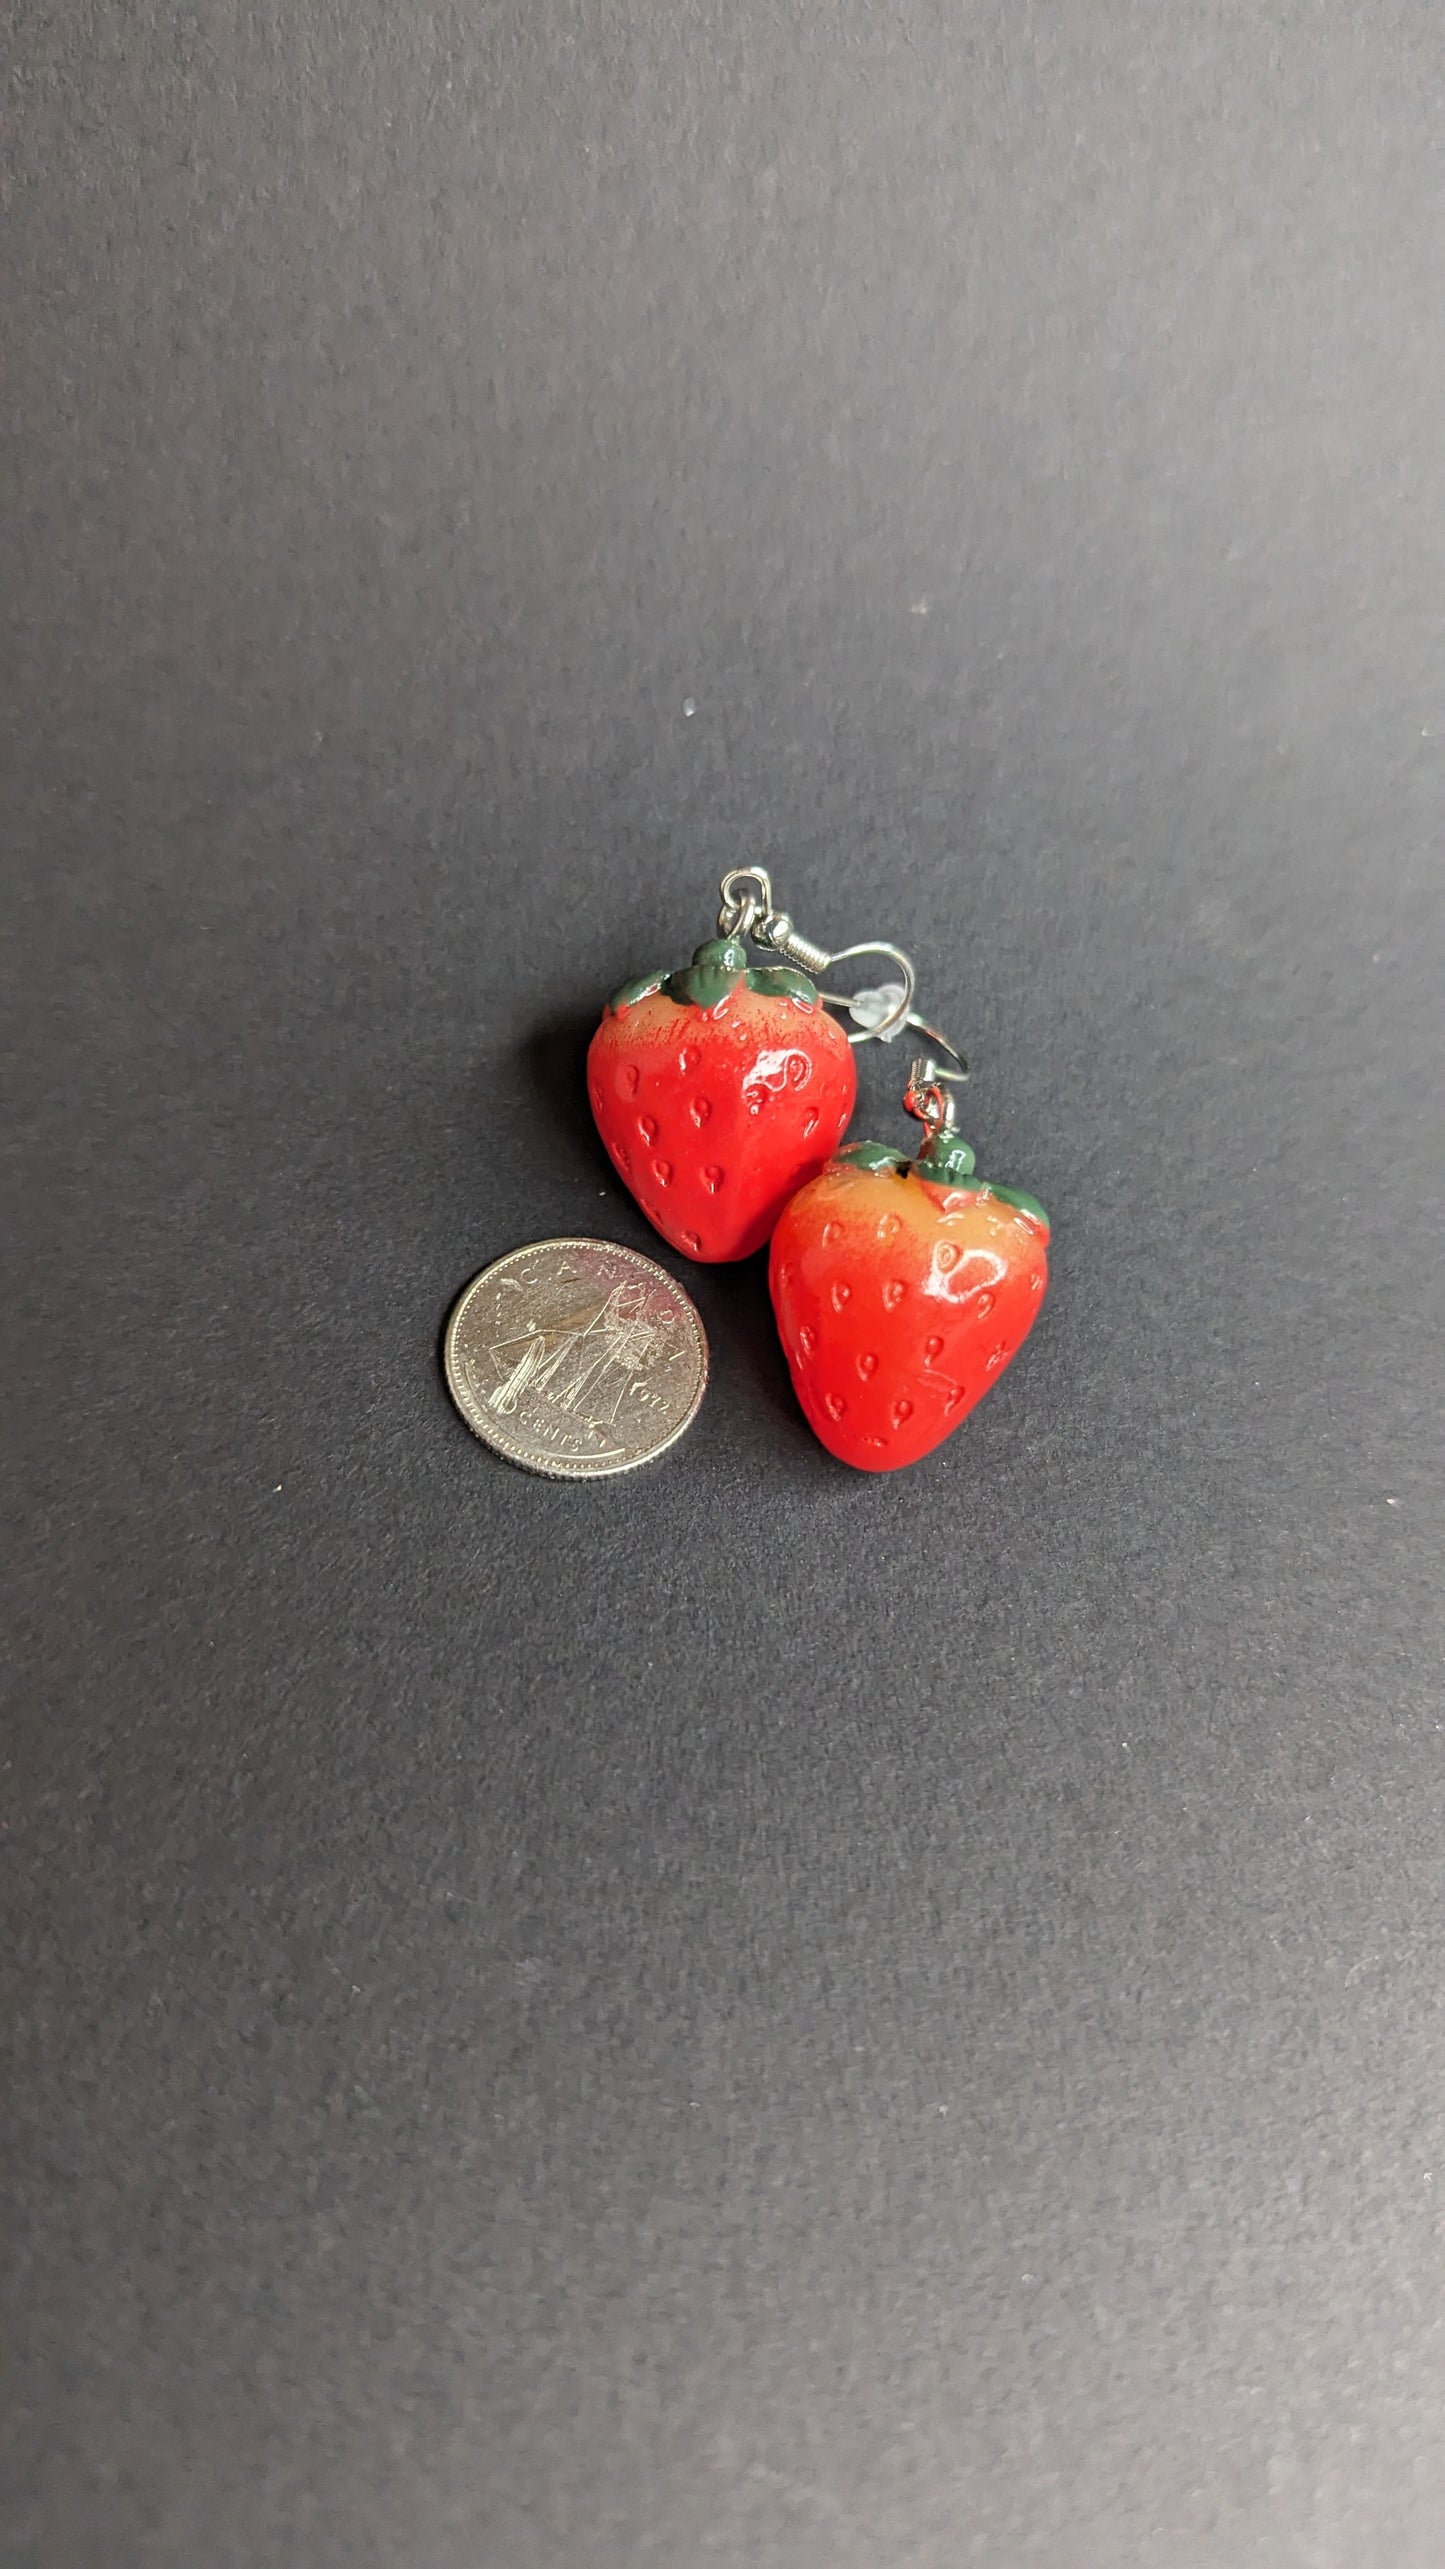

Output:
xmin=857 ymin=999 xmax=967 ymax=1077
xmin=817 ymin=940 xmax=917 ymax=1044
xmin=715 ymin=867 xmax=967 ymax=1062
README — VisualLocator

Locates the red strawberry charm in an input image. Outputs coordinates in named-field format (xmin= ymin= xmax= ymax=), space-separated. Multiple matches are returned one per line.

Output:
xmin=769 ymin=1066 xmax=1049 ymax=1471
xmin=588 ymin=934 xmax=857 ymax=1261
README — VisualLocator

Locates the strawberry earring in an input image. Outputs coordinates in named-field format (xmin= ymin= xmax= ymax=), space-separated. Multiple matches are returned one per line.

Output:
xmin=588 ymin=868 xmax=943 ymax=1263
xmin=769 ymin=1053 xmax=1050 ymax=1472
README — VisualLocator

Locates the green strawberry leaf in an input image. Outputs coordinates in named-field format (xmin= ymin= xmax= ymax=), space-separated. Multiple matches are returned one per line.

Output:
xmin=608 ymin=936 xmax=821 ymax=1015
xmin=977 ymin=1179 xmax=1050 ymax=1229
xmin=664 ymin=936 xmax=750 ymax=1007
xmin=607 ymin=968 xmax=670 ymax=1012
xmin=837 ymin=1140 xmax=910 ymax=1173
xmin=915 ymin=1130 xmax=977 ymax=1185
xmin=837 ymin=1134 xmax=1048 ymax=1228
xmin=747 ymin=963 xmax=818 ymax=1005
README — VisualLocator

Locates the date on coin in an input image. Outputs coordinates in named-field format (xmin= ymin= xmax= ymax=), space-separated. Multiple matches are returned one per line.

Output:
xmin=443 ymin=1238 xmax=708 ymax=1478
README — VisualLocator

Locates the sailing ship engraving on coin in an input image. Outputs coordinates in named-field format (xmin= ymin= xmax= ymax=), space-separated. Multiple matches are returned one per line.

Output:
xmin=443 ymin=1239 xmax=708 ymax=1477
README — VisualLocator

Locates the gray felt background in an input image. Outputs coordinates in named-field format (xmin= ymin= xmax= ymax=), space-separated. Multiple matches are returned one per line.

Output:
xmin=6 ymin=4 xmax=1445 ymax=2564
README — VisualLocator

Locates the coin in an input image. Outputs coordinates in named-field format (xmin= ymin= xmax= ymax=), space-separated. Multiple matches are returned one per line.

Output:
xmin=443 ymin=1238 xmax=708 ymax=1479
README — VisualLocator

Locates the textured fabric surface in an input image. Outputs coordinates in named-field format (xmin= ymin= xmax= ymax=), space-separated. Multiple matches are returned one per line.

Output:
xmin=6 ymin=5 xmax=1444 ymax=2563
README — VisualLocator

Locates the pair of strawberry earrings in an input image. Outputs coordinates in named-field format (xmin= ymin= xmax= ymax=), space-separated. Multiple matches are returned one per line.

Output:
xmin=586 ymin=868 xmax=1050 ymax=1473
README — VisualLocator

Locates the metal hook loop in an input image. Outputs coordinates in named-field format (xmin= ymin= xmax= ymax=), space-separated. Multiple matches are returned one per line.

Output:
xmin=900 ymin=1015 xmax=969 ymax=1080
xmin=903 ymin=1052 xmax=968 ymax=1136
xmin=713 ymin=867 xmax=968 ymax=1066
xmin=717 ymin=866 xmax=773 ymax=941
xmin=819 ymin=941 xmax=916 ymax=1045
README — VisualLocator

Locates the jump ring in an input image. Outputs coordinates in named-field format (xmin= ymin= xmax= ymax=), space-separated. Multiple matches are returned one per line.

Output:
xmin=717 ymin=866 xmax=773 ymax=939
